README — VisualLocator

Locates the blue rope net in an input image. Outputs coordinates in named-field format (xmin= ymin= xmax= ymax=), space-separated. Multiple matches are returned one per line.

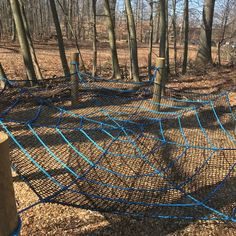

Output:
xmin=0 ymin=70 xmax=236 ymax=222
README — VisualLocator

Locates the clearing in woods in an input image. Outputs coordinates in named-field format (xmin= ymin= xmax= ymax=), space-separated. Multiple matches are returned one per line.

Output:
xmin=1 ymin=41 xmax=236 ymax=235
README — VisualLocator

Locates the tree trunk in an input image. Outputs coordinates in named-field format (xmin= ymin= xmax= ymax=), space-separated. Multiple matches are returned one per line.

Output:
xmin=46 ymin=0 xmax=52 ymax=36
xmin=148 ymin=1 xmax=154 ymax=80
xmin=104 ymin=0 xmax=121 ymax=79
xmin=182 ymin=0 xmax=189 ymax=74
xmin=92 ymin=0 xmax=97 ymax=77
xmin=125 ymin=0 xmax=140 ymax=82
xmin=172 ymin=0 xmax=177 ymax=75
xmin=140 ymin=0 xmax=144 ymax=42
xmin=196 ymin=0 xmax=216 ymax=65
xmin=165 ymin=0 xmax=170 ymax=74
xmin=19 ymin=0 xmax=43 ymax=80
xmin=154 ymin=4 xmax=160 ymax=44
xmin=11 ymin=19 xmax=16 ymax=42
xmin=68 ymin=0 xmax=73 ymax=39
xmin=62 ymin=0 xmax=68 ymax=38
xmin=49 ymin=0 xmax=70 ymax=77
xmin=38 ymin=0 xmax=44 ymax=38
xmin=217 ymin=0 xmax=230 ymax=66
xmin=110 ymin=0 xmax=117 ymax=27
xmin=125 ymin=7 xmax=133 ymax=80
xmin=159 ymin=0 xmax=166 ymax=58
xmin=10 ymin=0 xmax=37 ymax=85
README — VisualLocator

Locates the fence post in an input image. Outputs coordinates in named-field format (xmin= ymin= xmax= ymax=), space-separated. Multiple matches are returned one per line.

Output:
xmin=0 ymin=132 xmax=19 ymax=236
xmin=152 ymin=57 xmax=165 ymax=111
xmin=70 ymin=53 xmax=80 ymax=107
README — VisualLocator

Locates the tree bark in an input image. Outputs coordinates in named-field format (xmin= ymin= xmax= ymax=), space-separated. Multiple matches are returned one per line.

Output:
xmin=196 ymin=0 xmax=216 ymax=65
xmin=10 ymin=0 xmax=37 ymax=85
xmin=19 ymin=0 xmax=43 ymax=80
xmin=104 ymin=0 xmax=121 ymax=79
xmin=217 ymin=0 xmax=230 ymax=66
xmin=125 ymin=0 xmax=140 ymax=82
xmin=49 ymin=0 xmax=70 ymax=77
xmin=125 ymin=7 xmax=133 ymax=80
xmin=110 ymin=0 xmax=117 ymax=27
xmin=67 ymin=0 xmax=73 ymax=39
xmin=182 ymin=0 xmax=189 ymax=74
xmin=159 ymin=0 xmax=166 ymax=58
xmin=165 ymin=0 xmax=170 ymax=74
xmin=11 ymin=19 xmax=16 ymax=42
xmin=172 ymin=0 xmax=177 ymax=75
xmin=154 ymin=4 xmax=160 ymax=44
xmin=92 ymin=0 xmax=97 ymax=77
xmin=148 ymin=1 xmax=154 ymax=80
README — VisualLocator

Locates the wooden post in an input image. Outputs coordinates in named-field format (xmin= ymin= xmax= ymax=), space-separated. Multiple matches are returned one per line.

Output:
xmin=70 ymin=53 xmax=80 ymax=107
xmin=0 ymin=63 xmax=7 ymax=90
xmin=0 ymin=132 xmax=18 ymax=236
xmin=152 ymin=57 xmax=165 ymax=111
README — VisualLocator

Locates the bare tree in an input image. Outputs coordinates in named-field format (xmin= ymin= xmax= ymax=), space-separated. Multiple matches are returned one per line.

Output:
xmin=148 ymin=1 xmax=154 ymax=80
xmin=125 ymin=0 xmax=140 ymax=82
xmin=49 ymin=0 xmax=70 ymax=77
xmin=171 ymin=0 xmax=177 ymax=74
xmin=104 ymin=0 xmax=121 ymax=79
xmin=125 ymin=5 xmax=133 ymax=79
xmin=153 ymin=3 xmax=160 ymax=44
xmin=10 ymin=0 xmax=37 ymax=85
xmin=110 ymin=0 xmax=117 ymax=26
xmin=196 ymin=0 xmax=216 ymax=65
xmin=159 ymin=0 xmax=166 ymax=58
xmin=182 ymin=0 xmax=189 ymax=74
xmin=92 ymin=0 xmax=97 ymax=77
xmin=216 ymin=0 xmax=231 ymax=65
xmin=165 ymin=0 xmax=170 ymax=73
xmin=19 ymin=0 xmax=43 ymax=80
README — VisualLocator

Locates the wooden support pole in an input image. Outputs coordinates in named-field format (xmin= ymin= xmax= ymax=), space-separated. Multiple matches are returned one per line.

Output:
xmin=152 ymin=57 xmax=165 ymax=111
xmin=70 ymin=53 xmax=80 ymax=107
xmin=0 ymin=132 xmax=18 ymax=236
xmin=0 ymin=63 xmax=7 ymax=90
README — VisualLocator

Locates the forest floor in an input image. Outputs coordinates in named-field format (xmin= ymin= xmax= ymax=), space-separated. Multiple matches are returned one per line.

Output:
xmin=1 ymin=41 xmax=236 ymax=235
xmin=1 ymin=40 xmax=235 ymax=95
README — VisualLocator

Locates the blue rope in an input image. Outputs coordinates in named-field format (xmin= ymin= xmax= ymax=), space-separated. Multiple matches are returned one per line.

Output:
xmin=27 ymin=124 xmax=80 ymax=179
xmin=2 ymin=76 xmax=236 ymax=222
xmin=177 ymin=116 xmax=189 ymax=146
xmin=0 ymin=121 xmax=64 ymax=188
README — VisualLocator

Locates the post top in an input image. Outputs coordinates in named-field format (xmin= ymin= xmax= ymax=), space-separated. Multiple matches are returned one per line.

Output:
xmin=71 ymin=53 xmax=80 ymax=62
xmin=0 ymin=132 xmax=8 ymax=144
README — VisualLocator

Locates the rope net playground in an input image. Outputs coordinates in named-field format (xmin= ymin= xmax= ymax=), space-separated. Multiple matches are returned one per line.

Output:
xmin=1 ymin=66 xmax=236 ymax=233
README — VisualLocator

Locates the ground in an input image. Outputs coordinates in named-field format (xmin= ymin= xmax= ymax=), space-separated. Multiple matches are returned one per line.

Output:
xmin=1 ymin=41 xmax=236 ymax=235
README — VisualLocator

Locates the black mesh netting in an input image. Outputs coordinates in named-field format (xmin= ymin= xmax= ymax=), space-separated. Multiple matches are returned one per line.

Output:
xmin=0 ymin=76 xmax=236 ymax=222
